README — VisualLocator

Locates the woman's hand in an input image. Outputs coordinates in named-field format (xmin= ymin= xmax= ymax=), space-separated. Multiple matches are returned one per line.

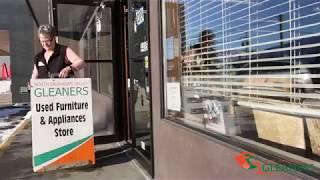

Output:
xmin=59 ymin=66 xmax=72 ymax=78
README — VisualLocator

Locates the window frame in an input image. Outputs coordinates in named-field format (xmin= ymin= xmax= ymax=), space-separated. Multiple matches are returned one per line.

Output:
xmin=160 ymin=0 xmax=320 ymax=178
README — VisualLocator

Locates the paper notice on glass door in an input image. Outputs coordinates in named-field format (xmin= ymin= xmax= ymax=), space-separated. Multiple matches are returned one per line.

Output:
xmin=135 ymin=7 xmax=144 ymax=26
xmin=167 ymin=82 xmax=181 ymax=111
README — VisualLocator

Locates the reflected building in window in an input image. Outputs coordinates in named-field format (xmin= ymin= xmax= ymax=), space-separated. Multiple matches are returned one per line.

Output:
xmin=164 ymin=0 xmax=320 ymax=167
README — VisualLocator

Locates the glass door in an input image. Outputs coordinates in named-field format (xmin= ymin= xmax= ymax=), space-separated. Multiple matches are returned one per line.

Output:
xmin=128 ymin=0 xmax=153 ymax=175
xmin=54 ymin=0 xmax=120 ymax=142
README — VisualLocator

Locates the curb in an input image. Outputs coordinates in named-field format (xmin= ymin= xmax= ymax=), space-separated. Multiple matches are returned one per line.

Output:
xmin=0 ymin=118 xmax=31 ymax=153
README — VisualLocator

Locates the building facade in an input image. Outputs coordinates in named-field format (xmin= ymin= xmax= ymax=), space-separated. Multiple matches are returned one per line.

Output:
xmin=10 ymin=0 xmax=320 ymax=179
xmin=158 ymin=0 xmax=320 ymax=179
xmin=0 ymin=0 xmax=38 ymax=104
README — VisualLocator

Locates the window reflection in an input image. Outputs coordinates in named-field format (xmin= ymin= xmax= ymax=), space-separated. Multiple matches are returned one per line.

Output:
xmin=164 ymin=0 xmax=320 ymax=169
xmin=58 ymin=5 xmax=115 ymax=136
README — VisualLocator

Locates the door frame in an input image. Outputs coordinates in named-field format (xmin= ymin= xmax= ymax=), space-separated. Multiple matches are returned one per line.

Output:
xmin=127 ymin=0 xmax=154 ymax=176
xmin=52 ymin=0 xmax=129 ymax=144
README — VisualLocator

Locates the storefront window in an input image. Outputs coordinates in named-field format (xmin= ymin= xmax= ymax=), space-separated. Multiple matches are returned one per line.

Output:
xmin=163 ymin=0 xmax=320 ymax=171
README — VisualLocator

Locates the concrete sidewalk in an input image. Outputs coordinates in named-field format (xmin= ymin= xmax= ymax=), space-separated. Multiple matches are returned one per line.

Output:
xmin=0 ymin=123 xmax=149 ymax=180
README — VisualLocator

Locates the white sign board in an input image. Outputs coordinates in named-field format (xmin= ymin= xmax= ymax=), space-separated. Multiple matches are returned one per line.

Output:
xmin=135 ymin=7 xmax=144 ymax=26
xmin=140 ymin=41 xmax=148 ymax=52
xmin=202 ymin=100 xmax=226 ymax=134
xmin=167 ymin=82 xmax=181 ymax=111
xmin=31 ymin=78 xmax=95 ymax=172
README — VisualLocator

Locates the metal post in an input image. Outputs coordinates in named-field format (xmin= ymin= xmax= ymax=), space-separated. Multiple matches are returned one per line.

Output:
xmin=48 ymin=0 xmax=53 ymax=25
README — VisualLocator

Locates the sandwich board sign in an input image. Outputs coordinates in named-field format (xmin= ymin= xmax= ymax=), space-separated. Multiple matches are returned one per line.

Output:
xmin=30 ymin=78 xmax=95 ymax=172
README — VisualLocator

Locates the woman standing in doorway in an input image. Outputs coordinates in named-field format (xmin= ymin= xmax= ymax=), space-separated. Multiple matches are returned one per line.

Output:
xmin=31 ymin=24 xmax=85 ymax=79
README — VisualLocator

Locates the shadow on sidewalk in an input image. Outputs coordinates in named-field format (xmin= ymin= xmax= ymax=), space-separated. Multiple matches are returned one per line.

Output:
xmin=0 ymin=127 xmax=145 ymax=180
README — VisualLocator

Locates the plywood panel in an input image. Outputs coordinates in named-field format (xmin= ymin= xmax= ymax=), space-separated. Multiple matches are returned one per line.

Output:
xmin=306 ymin=118 xmax=320 ymax=156
xmin=253 ymin=110 xmax=305 ymax=149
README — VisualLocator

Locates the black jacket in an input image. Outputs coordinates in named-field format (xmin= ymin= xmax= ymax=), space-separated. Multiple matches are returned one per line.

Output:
xmin=34 ymin=44 xmax=72 ymax=78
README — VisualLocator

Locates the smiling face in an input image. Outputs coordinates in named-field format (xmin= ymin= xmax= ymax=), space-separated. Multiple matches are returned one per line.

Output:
xmin=39 ymin=33 xmax=55 ymax=51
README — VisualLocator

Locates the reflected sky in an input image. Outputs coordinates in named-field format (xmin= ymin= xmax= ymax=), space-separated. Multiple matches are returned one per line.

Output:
xmin=177 ymin=0 xmax=320 ymax=51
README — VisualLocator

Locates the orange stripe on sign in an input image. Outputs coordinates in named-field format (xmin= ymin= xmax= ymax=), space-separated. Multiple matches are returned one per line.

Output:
xmin=48 ymin=137 xmax=95 ymax=167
